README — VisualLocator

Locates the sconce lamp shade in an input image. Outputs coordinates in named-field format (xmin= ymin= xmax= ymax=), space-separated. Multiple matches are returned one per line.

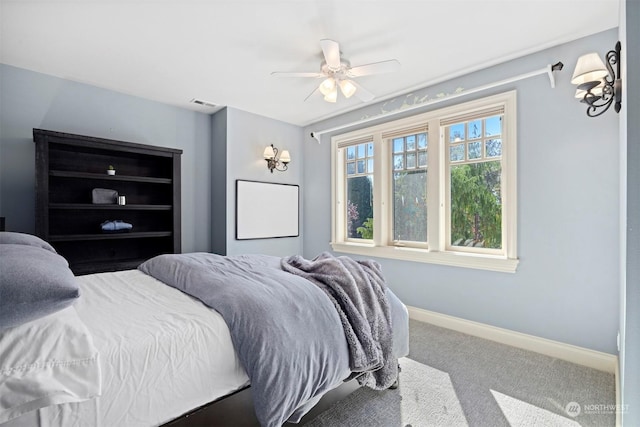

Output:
xmin=263 ymin=145 xmax=276 ymax=159
xmin=279 ymin=150 xmax=291 ymax=164
xmin=339 ymin=79 xmax=357 ymax=99
xmin=571 ymin=52 xmax=608 ymax=85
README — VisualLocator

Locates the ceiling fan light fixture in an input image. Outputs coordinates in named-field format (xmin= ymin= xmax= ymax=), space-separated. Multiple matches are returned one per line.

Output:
xmin=319 ymin=78 xmax=336 ymax=96
xmin=323 ymin=88 xmax=338 ymax=103
xmin=339 ymin=79 xmax=357 ymax=99
xmin=271 ymin=39 xmax=399 ymax=104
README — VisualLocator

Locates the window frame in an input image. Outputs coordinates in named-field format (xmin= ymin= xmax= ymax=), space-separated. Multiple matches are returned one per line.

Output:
xmin=330 ymin=91 xmax=519 ymax=273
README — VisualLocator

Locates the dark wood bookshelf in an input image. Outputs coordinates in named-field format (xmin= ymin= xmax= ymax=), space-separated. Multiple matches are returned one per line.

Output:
xmin=34 ymin=129 xmax=182 ymax=275
xmin=49 ymin=203 xmax=173 ymax=210
xmin=48 ymin=231 xmax=173 ymax=242
xmin=71 ymin=258 xmax=149 ymax=276
xmin=50 ymin=170 xmax=173 ymax=184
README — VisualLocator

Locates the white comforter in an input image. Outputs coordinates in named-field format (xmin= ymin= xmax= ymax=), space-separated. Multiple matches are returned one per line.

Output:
xmin=2 ymin=270 xmax=249 ymax=427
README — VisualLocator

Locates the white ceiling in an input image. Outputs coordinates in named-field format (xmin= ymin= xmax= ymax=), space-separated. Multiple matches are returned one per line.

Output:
xmin=0 ymin=0 xmax=619 ymax=126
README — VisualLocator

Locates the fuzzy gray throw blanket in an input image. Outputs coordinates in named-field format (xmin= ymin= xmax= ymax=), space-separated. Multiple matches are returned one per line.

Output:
xmin=282 ymin=252 xmax=397 ymax=390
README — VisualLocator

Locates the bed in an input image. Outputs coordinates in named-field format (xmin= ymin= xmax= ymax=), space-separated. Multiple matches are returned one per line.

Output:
xmin=0 ymin=232 xmax=409 ymax=427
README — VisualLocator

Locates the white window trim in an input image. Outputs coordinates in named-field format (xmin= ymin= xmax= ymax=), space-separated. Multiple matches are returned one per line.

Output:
xmin=330 ymin=91 xmax=519 ymax=273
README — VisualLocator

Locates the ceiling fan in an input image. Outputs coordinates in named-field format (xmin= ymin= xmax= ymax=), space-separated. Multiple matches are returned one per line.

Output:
xmin=271 ymin=39 xmax=400 ymax=103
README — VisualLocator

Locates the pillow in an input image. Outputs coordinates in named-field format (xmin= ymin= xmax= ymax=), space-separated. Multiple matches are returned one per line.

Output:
xmin=0 ymin=231 xmax=58 ymax=255
xmin=0 ymin=244 xmax=79 ymax=331
xmin=0 ymin=306 xmax=101 ymax=423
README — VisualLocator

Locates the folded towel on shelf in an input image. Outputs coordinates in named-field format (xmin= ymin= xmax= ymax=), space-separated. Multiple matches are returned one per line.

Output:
xmin=100 ymin=220 xmax=133 ymax=233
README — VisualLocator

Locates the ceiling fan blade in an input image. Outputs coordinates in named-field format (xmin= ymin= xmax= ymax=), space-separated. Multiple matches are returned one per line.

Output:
xmin=303 ymin=86 xmax=320 ymax=102
xmin=348 ymin=59 xmax=401 ymax=77
xmin=351 ymin=81 xmax=375 ymax=102
xmin=271 ymin=71 xmax=324 ymax=78
xmin=320 ymin=39 xmax=341 ymax=70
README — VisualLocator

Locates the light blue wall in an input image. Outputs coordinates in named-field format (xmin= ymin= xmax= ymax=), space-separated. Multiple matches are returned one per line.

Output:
xmin=211 ymin=108 xmax=228 ymax=255
xmin=213 ymin=107 xmax=304 ymax=257
xmin=0 ymin=29 xmax=626 ymax=358
xmin=0 ymin=64 xmax=212 ymax=253
xmin=303 ymin=30 xmax=620 ymax=354
xmin=622 ymin=0 xmax=639 ymax=422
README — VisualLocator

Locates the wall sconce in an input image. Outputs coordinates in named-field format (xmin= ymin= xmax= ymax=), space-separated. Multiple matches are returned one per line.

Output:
xmin=263 ymin=144 xmax=291 ymax=173
xmin=571 ymin=41 xmax=622 ymax=117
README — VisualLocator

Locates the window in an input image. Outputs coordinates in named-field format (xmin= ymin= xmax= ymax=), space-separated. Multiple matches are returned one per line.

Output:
xmin=345 ymin=141 xmax=374 ymax=239
xmin=392 ymin=132 xmax=428 ymax=244
xmin=331 ymin=91 xmax=518 ymax=272
xmin=445 ymin=113 xmax=503 ymax=253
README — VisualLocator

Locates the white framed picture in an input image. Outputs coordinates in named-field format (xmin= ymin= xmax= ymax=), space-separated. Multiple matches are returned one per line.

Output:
xmin=236 ymin=180 xmax=299 ymax=240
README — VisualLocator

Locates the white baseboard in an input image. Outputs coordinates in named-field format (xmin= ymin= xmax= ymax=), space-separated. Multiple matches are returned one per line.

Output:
xmin=407 ymin=305 xmax=618 ymax=374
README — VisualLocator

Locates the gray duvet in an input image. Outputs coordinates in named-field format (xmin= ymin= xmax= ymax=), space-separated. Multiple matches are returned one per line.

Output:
xmin=138 ymin=252 xmax=407 ymax=427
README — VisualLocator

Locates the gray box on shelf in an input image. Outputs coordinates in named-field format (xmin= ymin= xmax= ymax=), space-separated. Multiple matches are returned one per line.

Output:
xmin=92 ymin=188 xmax=118 ymax=204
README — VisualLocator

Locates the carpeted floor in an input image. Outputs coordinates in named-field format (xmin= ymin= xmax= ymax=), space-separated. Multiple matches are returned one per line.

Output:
xmin=305 ymin=319 xmax=616 ymax=427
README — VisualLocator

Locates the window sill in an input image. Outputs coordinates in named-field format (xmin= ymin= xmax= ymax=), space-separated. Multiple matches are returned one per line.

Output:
xmin=330 ymin=242 xmax=519 ymax=273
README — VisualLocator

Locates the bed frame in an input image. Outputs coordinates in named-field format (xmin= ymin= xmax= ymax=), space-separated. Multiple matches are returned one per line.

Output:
xmin=162 ymin=364 xmax=401 ymax=426
xmin=161 ymin=379 xmax=360 ymax=426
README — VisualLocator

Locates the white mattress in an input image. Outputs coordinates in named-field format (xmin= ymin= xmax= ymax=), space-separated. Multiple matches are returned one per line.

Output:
xmin=3 ymin=270 xmax=249 ymax=427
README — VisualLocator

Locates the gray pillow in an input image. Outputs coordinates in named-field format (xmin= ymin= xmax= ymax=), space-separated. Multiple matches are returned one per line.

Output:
xmin=0 ymin=244 xmax=79 ymax=330
xmin=0 ymin=232 xmax=58 ymax=255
